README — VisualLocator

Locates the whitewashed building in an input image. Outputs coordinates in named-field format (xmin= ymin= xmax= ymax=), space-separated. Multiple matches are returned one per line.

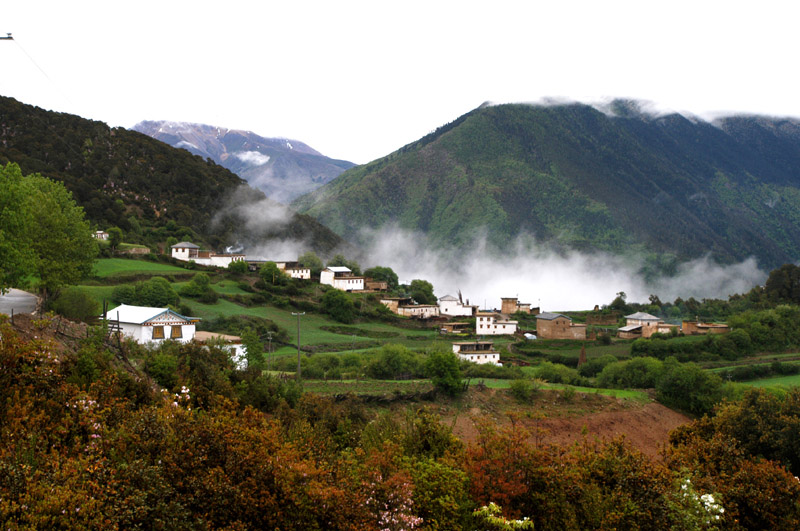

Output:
xmin=397 ymin=304 xmax=440 ymax=319
xmin=320 ymin=266 xmax=365 ymax=291
xmin=103 ymin=304 xmax=199 ymax=344
xmin=438 ymin=294 xmax=476 ymax=317
xmin=276 ymin=261 xmax=311 ymax=280
xmin=476 ymin=312 xmax=518 ymax=336
xmin=452 ymin=341 xmax=501 ymax=366
xmin=171 ymin=241 xmax=246 ymax=268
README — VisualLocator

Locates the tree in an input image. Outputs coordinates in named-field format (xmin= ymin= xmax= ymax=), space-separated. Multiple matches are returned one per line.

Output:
xmin=363 ymin=266 xmax=399 ymax=291
xmin=765 ymin=263 xmax=800 ymax=304
xmin=107 ymin=227 xmax=123 ymax=251
xmin=0 ymin=163 xmax=97 ymax=300
xmin=321 ymin=289 xmax=356 ymax=324
xmin=0 ymin=163 xmax=35 ymax=292
xmin=409 ymin=279 xmax=437 ymax=305
xmin=242 ymin=327 xmax=264 ymax=370
xmin=327 ymin=254 xmax=361 ymax=276
xmin=424 ymin=348 xmax=464 ymax=396
xmin=259 ymin=261 xmax=285 ymax=286
xmin=227 ymin=260 xmax=248 ymax=274
xmin=298 ymin=251 xmax=324 ymax=277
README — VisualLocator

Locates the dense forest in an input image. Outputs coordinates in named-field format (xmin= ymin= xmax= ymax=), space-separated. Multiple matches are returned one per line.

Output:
xmin=295 ymin=101 xmax=800 ymax=269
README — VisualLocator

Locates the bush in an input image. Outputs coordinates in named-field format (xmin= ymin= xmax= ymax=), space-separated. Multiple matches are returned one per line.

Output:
xmin=597 ymin=357 xmax=664 ymax=389
xmin=322 ymin=289 xmax=356 ymax=324
xmin=509 ymin=379 xmax=534 ymax=402
xmin=366 ymin=344 xmax=423 ymax=379
xmin=424 ymin=348 xmax=465 ymax=396
xmin=49 ymin=288 xmax=100 ymax=322
xmin=534 ymin=361 xmax=582 ymax=385
xmin=656 ymin=357 xmax=723 ymax=415
xmin=578 ymin=354 xmax=618 ymax=377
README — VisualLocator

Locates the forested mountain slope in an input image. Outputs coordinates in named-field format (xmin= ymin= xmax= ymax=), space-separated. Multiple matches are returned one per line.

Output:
xmin=294 ymin=101 xmax=800 ymax=268
xmin=0 ymin=96 xmax=345 ymax=253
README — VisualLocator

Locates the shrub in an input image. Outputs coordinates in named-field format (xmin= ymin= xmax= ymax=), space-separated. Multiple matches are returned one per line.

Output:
xmin=656 ymin=357 xmax=723 ymax=415
xmin=509 ymin=379 xmax=534 ymax=402
xmin=322 ymin=289 xmax=356 ymax=324
xmin=578 ymin=354 xmax=618 ymax=377
xmin=49 ymin=288 xmax=101 ymax=322
xmin=424 ymin=348 xmax=465 ymax=396
xmin=366 ymin=344 xmax=423 ymax=380
xmin=534 ymin=361 xmax=581 ymax=385
xmin=597 ymin=357 xmax=664 ymax=389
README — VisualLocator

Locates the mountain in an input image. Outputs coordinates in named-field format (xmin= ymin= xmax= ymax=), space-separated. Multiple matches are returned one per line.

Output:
xmin=133 ymin=121 xmax=355 ymax=203
xmin=0 ymin=96 xmax=345 ymax=254
xmin=293 ymin=100 xmax=800 ymax=268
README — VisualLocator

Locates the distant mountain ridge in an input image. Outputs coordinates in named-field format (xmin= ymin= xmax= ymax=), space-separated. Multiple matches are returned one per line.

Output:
xmin=293 ymin=100 xmax=800 ymax=269
xmin=133 ymin=121 xmax=355 ymax=203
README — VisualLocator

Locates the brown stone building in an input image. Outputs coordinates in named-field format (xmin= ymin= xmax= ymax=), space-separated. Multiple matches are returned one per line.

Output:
xmin=536 ymin=312 xmax=587 ymax=340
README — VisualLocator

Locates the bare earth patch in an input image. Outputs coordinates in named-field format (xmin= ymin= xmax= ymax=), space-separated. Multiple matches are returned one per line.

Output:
xmin=435 ymin=387 xmax=691 ymax=458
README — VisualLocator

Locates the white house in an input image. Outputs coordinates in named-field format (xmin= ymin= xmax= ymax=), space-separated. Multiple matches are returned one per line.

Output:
xmin=397 ymin=304 xmax=440 ymax=319
xmin=438 ymin=294 xmax=476 ymax=317
xmin=452 ymin=341 xmax=501 ymax=366
xmin=194 ymin=331 xmax=247 ymax=369
xmin=103 ymin=304 xmax=199 ymax=344
xmin=320 ymin=266 xmax=365 ymax=291
xmin=276 ymin=261 xmax=311 ymax=280
xmin=171 ymin=241 xmax=246 ymax=268
xmin=476 ymin=312 xmax=518 ymax=336
xmin=94 ymin=230 xmax=109 ymax=240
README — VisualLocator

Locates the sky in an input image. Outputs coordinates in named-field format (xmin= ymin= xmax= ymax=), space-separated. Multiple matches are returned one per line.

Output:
xmin=3 ymin=1 xmax=800 ymax=164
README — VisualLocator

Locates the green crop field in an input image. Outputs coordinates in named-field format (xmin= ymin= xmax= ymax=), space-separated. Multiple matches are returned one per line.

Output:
xmin=93 ymin=258 xmax=191 ymax=277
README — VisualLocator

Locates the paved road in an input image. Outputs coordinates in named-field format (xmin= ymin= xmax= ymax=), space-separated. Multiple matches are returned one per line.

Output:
xmin=0 ymin=289 xmax=38 ymax=315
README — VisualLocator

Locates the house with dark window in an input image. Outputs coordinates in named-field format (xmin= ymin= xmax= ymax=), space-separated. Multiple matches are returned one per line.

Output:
xmin=103 ymin=304 xmax=199 ymax=344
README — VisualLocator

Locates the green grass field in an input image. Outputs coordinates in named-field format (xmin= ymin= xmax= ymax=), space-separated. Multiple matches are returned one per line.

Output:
xmin=740 ymin=373 xmax=800 ymax=388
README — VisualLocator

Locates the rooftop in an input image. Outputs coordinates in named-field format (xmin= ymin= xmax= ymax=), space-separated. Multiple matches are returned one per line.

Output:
xmin=171 ymin=241 xmax=200 ymax=249
xmin=537 ymin=312 xmax=570 ymax=321
xmin=625 ymin=312 xmax=661 ymax=321
xmin=104 ymin=304 xmax=197 ymax=324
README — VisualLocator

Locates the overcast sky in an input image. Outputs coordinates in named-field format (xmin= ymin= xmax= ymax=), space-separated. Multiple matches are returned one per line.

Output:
xmin=3 ymin=1 xmax=800 ymax=164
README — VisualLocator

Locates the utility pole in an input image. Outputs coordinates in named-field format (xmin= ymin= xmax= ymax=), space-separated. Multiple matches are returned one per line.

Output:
xmin=291 ymin=312 xmax=305 ymax=379
xmin=266 ymin=331 xmax=273 ymax=372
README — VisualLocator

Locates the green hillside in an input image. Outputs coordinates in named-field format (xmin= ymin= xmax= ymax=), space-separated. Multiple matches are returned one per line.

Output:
xmin=0 ymin=96 xmax=345 ymax=254
xmin=294 ymin=101 xmax=800 ymax=267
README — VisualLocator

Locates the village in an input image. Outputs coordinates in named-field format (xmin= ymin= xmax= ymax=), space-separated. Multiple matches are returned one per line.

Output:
xmin=97 ymin=239 xmax=732 ymax=369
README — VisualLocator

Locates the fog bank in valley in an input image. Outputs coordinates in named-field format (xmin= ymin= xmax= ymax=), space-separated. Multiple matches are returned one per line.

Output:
xmin=359 ymin=227 xmax=766 ymax=311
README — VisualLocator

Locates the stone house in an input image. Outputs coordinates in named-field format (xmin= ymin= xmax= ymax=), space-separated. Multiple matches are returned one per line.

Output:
xmin=536 ymin=312 xmax=587 ymax=340
xmin=171 ymin=241 xmax=246 ymax=268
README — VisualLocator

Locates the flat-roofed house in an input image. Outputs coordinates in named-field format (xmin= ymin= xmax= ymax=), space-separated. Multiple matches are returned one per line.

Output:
xmin=104 ymin=304 xmax=199 ymax=344
xmin=476 ymin=312 xmax=518 ymax=335
xmin=171 ymin=242 xmax=246 ymax=268
xmin=320 ymin=266 xmax=365 ymax=291
xmin=536 ymin=312 xmax=587 ymax=340
xmin=275 ymin=261 xmax=311 ymax=280
xmin=452 ymin=340 xmax=501 ymax=366
xmin=439 ymin=294 xmax=476 ymax=317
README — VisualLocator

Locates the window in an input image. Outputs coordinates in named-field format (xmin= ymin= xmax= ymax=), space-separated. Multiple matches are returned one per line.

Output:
xmin=171 ymin=326 xmax=183 ymax=339
xmin=152 ymin=326 xmax=165 ymax=339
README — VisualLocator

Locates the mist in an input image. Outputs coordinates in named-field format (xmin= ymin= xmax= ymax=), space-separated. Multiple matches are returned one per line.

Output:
xmin=358 ymin=226 xmax=766 ymax=311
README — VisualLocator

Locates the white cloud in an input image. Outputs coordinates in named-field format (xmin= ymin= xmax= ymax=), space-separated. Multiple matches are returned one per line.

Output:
xmin=234 ymin=151 xmax=271 ymax=166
